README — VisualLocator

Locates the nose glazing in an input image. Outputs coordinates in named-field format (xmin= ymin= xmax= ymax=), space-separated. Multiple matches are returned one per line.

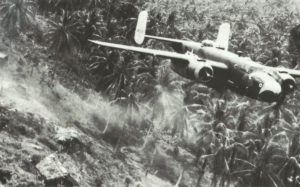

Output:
xmin=258 ymin=81 xmax=281 ymax=102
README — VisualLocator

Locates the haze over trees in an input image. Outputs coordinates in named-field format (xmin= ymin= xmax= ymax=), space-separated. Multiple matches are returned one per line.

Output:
xmin=1 ymin=0 xmax=300 ymax=186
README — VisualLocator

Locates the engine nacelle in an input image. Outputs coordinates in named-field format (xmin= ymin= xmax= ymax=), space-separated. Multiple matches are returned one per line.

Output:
xmin=194 ymin=64 xmax=214 ymax=82
xmin=171 ymin=53 xmax=214 ymax=83
xmin=188 ymin=60 xmax=214 ymax=83
xmin=278 ymin=73 xmax=296 ymax=93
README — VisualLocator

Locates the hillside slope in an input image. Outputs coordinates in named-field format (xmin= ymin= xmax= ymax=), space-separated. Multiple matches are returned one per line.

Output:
xmin=0 ymin=27 xmax=201 ymax=187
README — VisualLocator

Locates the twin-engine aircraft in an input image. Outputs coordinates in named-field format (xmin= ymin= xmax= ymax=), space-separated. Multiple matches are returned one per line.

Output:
xmin=89 ymin=11 xmax=300 ymax=103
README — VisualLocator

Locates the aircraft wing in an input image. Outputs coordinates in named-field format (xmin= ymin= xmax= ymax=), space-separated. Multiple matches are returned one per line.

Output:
xmin=89 ymin=40 xmax=229 ymax=70
xmin=274 ymin=67 xmax=300 ymax=78
xmin=89 ymin=40 xmax=190 ymax=62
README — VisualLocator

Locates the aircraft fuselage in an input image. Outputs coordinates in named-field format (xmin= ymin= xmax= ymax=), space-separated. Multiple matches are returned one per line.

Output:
xmin=170 ymin=47 xmax=293 ymax=102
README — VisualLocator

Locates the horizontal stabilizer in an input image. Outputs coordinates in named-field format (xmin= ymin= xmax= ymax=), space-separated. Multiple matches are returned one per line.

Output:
xmin=145 ymin=35 xmax=202 ymax=50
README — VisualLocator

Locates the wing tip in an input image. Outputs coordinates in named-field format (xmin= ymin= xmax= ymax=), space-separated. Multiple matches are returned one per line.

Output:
xmin=88 ymin=39 xmax=97 ymax=43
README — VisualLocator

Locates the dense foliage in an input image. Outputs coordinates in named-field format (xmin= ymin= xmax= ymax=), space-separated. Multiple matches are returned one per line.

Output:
xmin=1 ymin=0 xmax=300 ymax=186
xmin=0 ymin=0 xmax=35 ymax=34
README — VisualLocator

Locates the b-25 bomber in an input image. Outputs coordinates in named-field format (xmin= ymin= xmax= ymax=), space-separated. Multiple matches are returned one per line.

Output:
xmin=90 ymin=11 xmax=300 ymax=104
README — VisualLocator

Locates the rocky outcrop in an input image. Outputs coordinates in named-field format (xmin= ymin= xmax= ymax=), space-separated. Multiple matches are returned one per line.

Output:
xmin=36 ymin=154 xmax=79 ymax=186
xmin=54 ymin=127 xmax=88 ymax=153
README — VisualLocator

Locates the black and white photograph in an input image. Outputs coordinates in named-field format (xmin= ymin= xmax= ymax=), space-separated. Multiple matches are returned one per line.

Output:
xmin=0 ymin=0 xmax=300 ymax=186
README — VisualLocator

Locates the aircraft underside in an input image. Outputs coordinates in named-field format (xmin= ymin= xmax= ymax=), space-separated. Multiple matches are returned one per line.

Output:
xmin=171 ymin=59 xmax=285 ymax=103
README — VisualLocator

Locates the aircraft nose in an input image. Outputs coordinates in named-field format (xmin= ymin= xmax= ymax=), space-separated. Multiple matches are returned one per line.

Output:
xmin=258 ymin=80 xmax=282 ymax=102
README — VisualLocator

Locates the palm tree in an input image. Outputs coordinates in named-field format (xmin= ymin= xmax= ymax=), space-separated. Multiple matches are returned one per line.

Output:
xmin=132 ymin=58 xmax=159 ymax=101
xmin=36 ymin=0 xmax=52 ymax=16
xmin=46 ymin=9 xmax=81 ymax=57
xmin=289 ymin=24 xmax=300 ymax=67
xmin=112 ymin=1 xmax=138 ymax=22
xmin=277 ymin=133 xmax=300 ymax=186
xmin=88 ymin=0 xmax=103 ymax=10
xmin=0 ymin=0 xmax=35 ymax=34
xmin=231 ymin=132 xmax=297 ymax=187
xmin=53 ymin=0 xmax=86 ymax=12
xmin=230 ymin=144 xmax=283 ymax=187
xmin=97 ymin=51 xmax=135 ymax=99
xmin=75 ymin=10 xmax=106 ymax=51
xmin=87 ymin=50 xmax=110 ymax=76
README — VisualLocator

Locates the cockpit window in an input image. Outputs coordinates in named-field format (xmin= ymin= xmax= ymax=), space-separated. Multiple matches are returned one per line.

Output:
xmin=250 ymin=75 xmax=263 ymax=83
xmin=197 ymin=59 xmax=205 ymax=62
xmin=249 ymin=72 xmax=265 ymax=88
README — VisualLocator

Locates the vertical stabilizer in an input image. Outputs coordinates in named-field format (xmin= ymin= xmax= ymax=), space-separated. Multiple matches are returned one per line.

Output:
xmin=134 ymin=11 xmax=148 ymax=45
xmin=215 ymin=23 xmax=230 ymax=50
